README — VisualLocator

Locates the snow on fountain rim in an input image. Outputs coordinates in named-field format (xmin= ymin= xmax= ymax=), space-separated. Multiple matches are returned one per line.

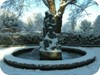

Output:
xmin=4 ymin=46 xmax=95 ymax=66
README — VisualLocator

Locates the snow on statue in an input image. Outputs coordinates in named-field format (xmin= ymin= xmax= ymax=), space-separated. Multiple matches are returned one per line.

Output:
xmin=40 ymin=11 xmax=59 ymax=51
xmin=44 ymin=26 xmax=58 ymax=51
xmin=39 ymin=11 xmax=62 ymax=60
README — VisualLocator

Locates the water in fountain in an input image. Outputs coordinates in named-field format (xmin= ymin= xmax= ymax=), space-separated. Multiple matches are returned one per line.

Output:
xmin=17 ymin=47 xmax=82 ymax=60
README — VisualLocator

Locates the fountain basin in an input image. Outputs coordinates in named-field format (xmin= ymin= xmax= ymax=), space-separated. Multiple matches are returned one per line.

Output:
xmin=4 ymin=46 xmax=95 ymax=70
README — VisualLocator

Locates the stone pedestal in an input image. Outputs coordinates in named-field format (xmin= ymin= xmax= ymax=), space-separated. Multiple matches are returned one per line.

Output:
xmin=39 ymin=50 xmax=62 ymax=60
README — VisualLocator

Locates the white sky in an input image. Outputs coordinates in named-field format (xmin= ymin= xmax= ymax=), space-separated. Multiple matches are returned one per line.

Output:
xmin=85 ymin=0 xmax=100 ymax=22
xmin=0 ymin=0 xmax=6 ymax=5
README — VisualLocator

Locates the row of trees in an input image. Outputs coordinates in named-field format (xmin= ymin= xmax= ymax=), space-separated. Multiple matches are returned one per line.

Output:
xmin=0 ymin=0 xmax=99 ymax=36
xmin=0 ymin=8 xmax=100 ymax=36
xmin=62 ymin=14 xmax=100 ymax=36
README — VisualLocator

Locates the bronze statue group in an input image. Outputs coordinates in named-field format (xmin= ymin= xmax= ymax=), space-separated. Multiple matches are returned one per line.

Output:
xmin=41 ymin=11 xmax=59 ymax=51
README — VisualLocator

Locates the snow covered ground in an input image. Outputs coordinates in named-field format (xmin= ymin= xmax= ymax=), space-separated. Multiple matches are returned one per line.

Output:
xmin=0 ymin=46 xmax=100 ymax=75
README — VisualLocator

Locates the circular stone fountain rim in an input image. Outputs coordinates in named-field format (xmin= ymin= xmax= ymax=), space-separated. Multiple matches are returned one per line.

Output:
xmin=4 ymin=46 xmax=96 ymax=70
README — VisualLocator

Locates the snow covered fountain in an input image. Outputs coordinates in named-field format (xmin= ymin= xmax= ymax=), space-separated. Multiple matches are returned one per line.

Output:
xmin=3 ymin=12 xmax=96 ymax=70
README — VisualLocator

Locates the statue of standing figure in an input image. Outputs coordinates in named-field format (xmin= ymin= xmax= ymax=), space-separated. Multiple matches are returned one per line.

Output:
xmin=43 ymin=11 xmax=49 ymax=37
xmin=43 ymin=11 xmax=56 ymax=37
xmin=42 ymin=11 xmax=58 ymax=50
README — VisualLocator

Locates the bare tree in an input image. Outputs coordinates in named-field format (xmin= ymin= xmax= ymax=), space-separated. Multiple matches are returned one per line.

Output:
xmin=0 ymin=9 xmax=25 ymax=32
xmin=23 ymin=12 xmax=43 ymax=33
xmin=80 ymin=19 xmax=92 ymax=35
xmin=68 ymin=0 xmax=98 ymax=33
xmin=1 ymin=0 xmax=25 ymax=18
xmin=1 ymin=0 xmax=98 ymax=33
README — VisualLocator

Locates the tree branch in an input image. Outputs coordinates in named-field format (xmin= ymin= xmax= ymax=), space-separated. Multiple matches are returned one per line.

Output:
xmin=73 ymin=0 xmax=98 ymax=16
xmin=73 ymin=4 xmax=89 ymax=16
xmin=58 ymin=0 xmax=77 ymax=14
xmin=42 ymin=0 xmax=49 ymax=8
xmin=87 ymin=1 xmax=98 ymax=7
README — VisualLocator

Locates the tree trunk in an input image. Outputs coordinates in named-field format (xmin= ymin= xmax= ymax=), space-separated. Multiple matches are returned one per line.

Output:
xmin=47 ymin=0 xmax=56 ymax=14
xmin=44 ymin=0 xmax=71 ymax=33
xmin=55 ymin=0 xmax=69 ymax=33
xmin=55 ymin=15 xmax=62 ymax=33
xmin=46 ymin=0 xmax=63 ymax=33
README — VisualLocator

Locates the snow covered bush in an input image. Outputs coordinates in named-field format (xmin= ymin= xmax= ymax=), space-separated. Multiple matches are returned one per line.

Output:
xmin=0 ymin=32 xmax=100 ymax=46
xmin=22 ymin=12 xmax=44 ymax=33
xmin=58 ymin=32 xmax=100 ymax=46
xmin=0 ymin=33 xmax=13 ymax=45
xmin=0 ymin=9 xmax=25 ymax=33
xmin=0 ymin=33 xmax=42 ymax=45
xmin=80 ymin=20 xmax=92 ymax=36
xmin=93 ymin=15 xmax=100 ymax=35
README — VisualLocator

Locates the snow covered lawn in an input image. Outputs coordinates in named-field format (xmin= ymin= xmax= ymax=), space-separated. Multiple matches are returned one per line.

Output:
xmin=0 ymin=46 xmax=100 ymax=75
